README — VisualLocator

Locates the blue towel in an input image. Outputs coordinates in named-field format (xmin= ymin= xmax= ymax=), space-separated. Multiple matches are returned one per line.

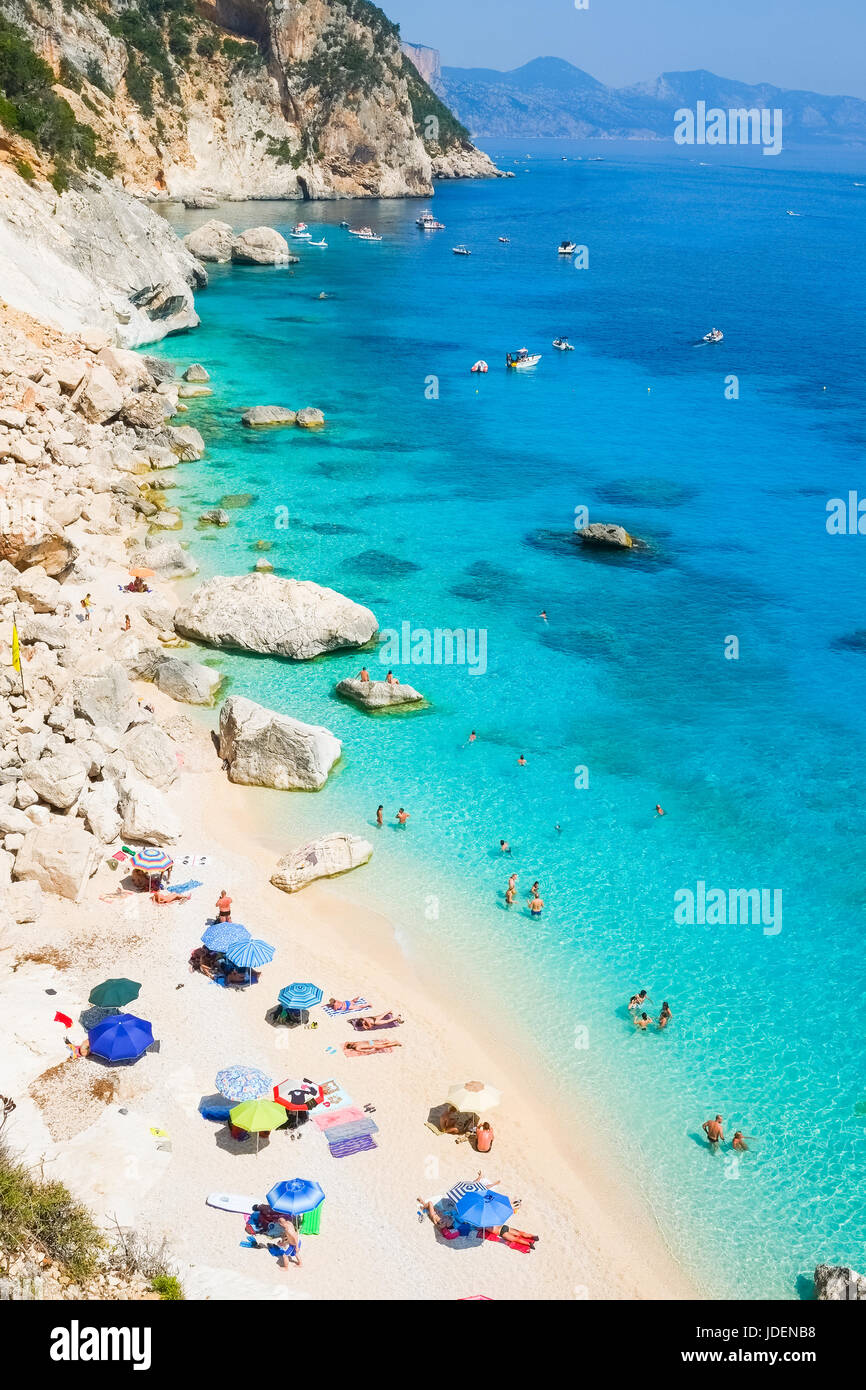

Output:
xmin=199 ymin=1103 xmax=232 ymax=1122
xmin=166 ymin=879 xmax=203 ymax=894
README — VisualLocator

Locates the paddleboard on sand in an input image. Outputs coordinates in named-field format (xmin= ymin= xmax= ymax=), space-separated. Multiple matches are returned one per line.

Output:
xmin=207 ymin=1192 xmax=257 ymax=1214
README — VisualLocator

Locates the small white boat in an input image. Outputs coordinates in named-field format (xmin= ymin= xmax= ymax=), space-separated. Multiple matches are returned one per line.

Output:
xmin=452 ymin=245 xmax=471 ymax=256
xmin=702 ymin=328 xmax=724 ymax=343
xmin=290 ymin=232 xmax=312 ymax=240
xmin=307 ymin=238 xmax=328 ymax=247
xmin=506 ymin=347 xmax=541 ymax=369
xmin=558 ymin=240 xmax=578 ymax=255
xmin=471 ymin=360 xmax=488 ymax=374
xmin=498 ymin=236 xmax=510 ymax=243
xmin=416 ymin=210 xmax=445 ymax=230
xmin=786 ymin=209 xmax=801 ymax=216
xmin=349 ymin=227 xmax=383 ymax=241
xmin=552 ymin=337 xmax=574 ymax=351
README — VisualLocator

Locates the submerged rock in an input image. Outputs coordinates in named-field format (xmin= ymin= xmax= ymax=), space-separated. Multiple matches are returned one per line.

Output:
xmin=270 ymin=833 xmax=373 ymax=893
xmin=174 ymin=572 xmax=377 ymax=660
xmin=199 ymin=508 xmax=231 ymax=527
xmin=336 ymin=677 xmax=424 ymax=710
xmin=242 ymin=406 xmax=296 ymax=428
xmin=218 ymin=695 xmax=341 ymax=791
xmin=183 ymin=364 xmax=210 ymax=382
xmin=577 ymin=523 xmax=634 ymax=550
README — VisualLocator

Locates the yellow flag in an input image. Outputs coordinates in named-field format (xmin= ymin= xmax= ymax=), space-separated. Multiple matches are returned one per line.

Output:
xmin=11 ymin=622 xmax=20 ymax=673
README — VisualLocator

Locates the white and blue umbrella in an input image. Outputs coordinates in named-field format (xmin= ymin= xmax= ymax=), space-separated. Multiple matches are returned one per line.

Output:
xmin=266 ymin=1179 xmax=325 ymax=1216
xmin=225 ymin=938 xmax=275 ymax=969
xmin=278 ymin=982 xmax=323 ymax=1011
xmin=455 ymin=1189 xmax=514 ymax=1230
xmin=202 ymin=922 xmax=250 ymax=952
xmin=215 ymin=1066 xmax=273 ymax=1103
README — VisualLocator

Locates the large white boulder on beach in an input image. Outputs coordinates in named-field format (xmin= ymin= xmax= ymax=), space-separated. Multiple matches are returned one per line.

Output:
xmin=270 ymin=833 xmax=373 ymax=893
xmin=118 ymin=777 xmax=181 ymax=845
xmin=168 ymin=425 xmax=205 ymax=461
xmin=151 ymin=656 xmax=221 ymax=705
xmin=218 ymin=696 xmax=341 ymax=791
xmin=76 ymin=365 xmax=125 ymax=424
xmin=174 ymin=573 xmax=377 ymax=660
xmin=20 ymin=751 xmax=87 ymax=811
xmin=336 ymin=677 xmax=424 ymax=710
xmin=70 ymin=662 xmax=135 ymax=731
xmin=183 ymin=219 xmax=235 ymax=263
xmin=13 ymin=823 xmax=98 ymax=902
xmin=13 ymin=566 xmax=64 ymax=614
xmin=122 ymin=722 xmax=179 ymax=789
xmin=82 ymin=779 xmax=121 ymax=843
xmin=231 ymin=227 xmax=291 ymax=265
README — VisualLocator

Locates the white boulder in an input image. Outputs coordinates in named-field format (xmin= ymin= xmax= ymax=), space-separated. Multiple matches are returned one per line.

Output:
xmin=174 ymin=573 xmax=377 ymax=660
xmin=118 ymin=777 xmax=182 ymax=845
xmin=336 ymin=677 xmax=424 ymax=709
xmin=270 ymin=833 xmax=373 ymax=893
xmin=218 ymin=696 xmax=341 ymax=791
xmin=231 ymin=227 xmax=291 ymax=265
xmin=13 ymin=823 xmax=99 ymax=902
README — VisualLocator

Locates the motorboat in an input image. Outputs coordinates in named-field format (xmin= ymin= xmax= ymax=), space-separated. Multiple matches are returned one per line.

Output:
xmin=498 ymin=236 xmax=510 ymax=243
xmin=702 ymin=328 xmax=724 ymax=343
xmin=307 ymin=238 xmax=328 ymax=247
xmin=558 ymin=240 xmax=578 ymax=254
xmin=552 ymin=337 xmax=574 ymax=351
xmin=471 ymin=360 xmax=489 ymax=374
xmin=506 ymin=347 xmax=541 ymax=369
xmin=290 ymin=223 xmax=311 ymax=239
xmin=349 ymin=227 xmax=383 ymax=241
xmin=416 ymin=210 xmax=445 ymax=229
xmin=452 ymin=245 xmax=471 ymax=255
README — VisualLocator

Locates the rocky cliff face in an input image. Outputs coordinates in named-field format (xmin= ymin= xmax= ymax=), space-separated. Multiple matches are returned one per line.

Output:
xmin=7 ymin=0 xmax=497 ymax=199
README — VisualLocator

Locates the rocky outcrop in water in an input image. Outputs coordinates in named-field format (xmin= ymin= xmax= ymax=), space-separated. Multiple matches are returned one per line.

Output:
xmin=219 ymin=695 xmax=341 ymax=790
xmin=814 ymin=1264 xmax=866 ymax=1300
xmin=270 ymin=832 xmax=373 ymax=892
xmin=174 ymin=573 xmax=378 ymax=660
xmin=336 ymin=677 xmax=424 ymax=710
xmin=578 ymin=523 xmax=635 ymax=549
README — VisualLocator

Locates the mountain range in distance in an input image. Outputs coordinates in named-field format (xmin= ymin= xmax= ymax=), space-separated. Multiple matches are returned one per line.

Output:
xmin=403 ymin=51 xmax=866 ymax=145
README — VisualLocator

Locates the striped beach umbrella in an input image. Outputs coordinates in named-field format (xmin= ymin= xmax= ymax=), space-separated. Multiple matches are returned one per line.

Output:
xmin=225 ymin=938 xmax=275 ymax=969
xmin=216 ymin=1066 xmax=273 ymax=1103
xmin=130 ymin=846 xmax=173 ymax=873
xmin=202 ymin=922 xmax=250 ymax=952
xmin=87 ymin=1013 xmax=154 ymax=1063
xmin=455 ymin=1189 xmax=514 ymax=1230
xmin=277 ymin=983 xmax=323 ymax=1011
xmin=266 ymin=1179 xmax=325 ymax=1216
xmin=273 ymin=1078 xmax=324 ymax=1112
xmin=447 ymin=1081 xmax=501 ymax=1114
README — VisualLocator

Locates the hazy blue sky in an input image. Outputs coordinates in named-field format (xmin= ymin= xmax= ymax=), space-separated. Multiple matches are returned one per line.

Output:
xmin=386 ymin=0 xmax=865 ymax=99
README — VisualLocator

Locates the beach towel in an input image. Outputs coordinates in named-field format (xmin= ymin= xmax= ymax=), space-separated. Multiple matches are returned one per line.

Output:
xmin=165 ymin=879 xmax=203 ymax=895
xmin=348 ymin=1017 xmax=402 ymax=1031
xmin=322 ymin=998 xmax=369 ymax=1017
xmin=323 ymin=1118 xmax=379 ymax=1144
xmin=327 ymin=1134 xmax=377 ymax=1159
xmin=477 ymin=1230 xmax=535 ymax=1253
xmin=313 ymin=1105 xmax=365 ymax=1131
xmin=318 ymin=1080 xmax=353 ymax=1111
xmin=342 ymin=1041 xmax=400 ymax=1058
xmin=298 ymin=1206 xmax=322 ymax=1236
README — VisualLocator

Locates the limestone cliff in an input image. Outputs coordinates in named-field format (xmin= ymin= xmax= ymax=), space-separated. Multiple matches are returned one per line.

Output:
xmin=6 ymin=0 xmax=498 ymax=199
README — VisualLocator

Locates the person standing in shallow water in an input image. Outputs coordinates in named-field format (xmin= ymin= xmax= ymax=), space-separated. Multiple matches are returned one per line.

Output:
xmin=376 ymin=805 xmax=383 ymax=827
xmin=396 ymin=807 xmax=410 ymax=827
xmin=703 ymin=1115 xmax=725 ymax=1151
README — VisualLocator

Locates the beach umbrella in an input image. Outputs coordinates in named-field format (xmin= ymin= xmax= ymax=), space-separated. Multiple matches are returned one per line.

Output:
xmin=447 ymin=1081 xmax=501 ymax=1114
xmin=455 ymin=1189 xmax=514 ymax=1230
xmin=128 ymin=567 xmax=155 ymax=579
xmin=230 ymin=1099 xmax=286 ymax=1153
xmin=130 ymin=846 xmax=173 ymax=873
xmin=273 ymin=1078 xmax=324 ymax=1112
xmin=266 ymin=1179 xmax=325 ymax=1216
xmin=225 ymin=938 xmax=275 ymax=969
xmin=277 ymin=983 xmax=323 ymax=1011
xmin=88 ymin=978 xmax=141 ymax=1009
xmin=216 ymin=1066 xmax=273 ymax=1103
xmin=202 ymin=922 xmax=250 ymax=952
xmin=87 ymin=1013 xmax=154 ymax=1063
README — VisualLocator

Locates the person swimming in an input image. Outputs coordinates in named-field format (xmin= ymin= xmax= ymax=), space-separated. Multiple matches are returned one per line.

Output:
xmin=628 ymin=989 xmax=650 ymax=1012
xmin=658 ymin=1001 xmax=672 ymax=1029
xmin=655 ymin=804 xmax=665 ymax=816
xmin=396 ymin=807 xmax=410 ymax=827
xmin=517 ymin=754 xmax=527 ymax=766
xmin=499 ymin=839 xmax=511 ymax=854
xmin=633 ymin=1012 xmax=651 ymax=1030
xmin=731 ymin=1131 xmax=749 ymax=1152
xmin=468 ymin=730 xmax=477 ymax=743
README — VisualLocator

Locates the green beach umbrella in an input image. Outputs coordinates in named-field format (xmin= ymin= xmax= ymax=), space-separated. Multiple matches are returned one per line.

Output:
xmin=89 ymin=978 xmax=142 ymax=1009
xmin=230 ymin=1099 xmax=286 ymax=1155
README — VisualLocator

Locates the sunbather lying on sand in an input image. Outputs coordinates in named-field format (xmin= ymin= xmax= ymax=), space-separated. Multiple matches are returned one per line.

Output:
xmin=328 ymin=996 xmax=364 ymax=1013
xmin=417 ymin=1198 xmax=453 ymax=1229
xmin=189 ymin=947 xmax=219 ymax=979
xmin=151 ymin=888 xmax=191 ymax=904
xmin=343 ymin=1038 xmax=402 ymax=1056
xmin=352 ymin=1011 xmax=404 ymax=1029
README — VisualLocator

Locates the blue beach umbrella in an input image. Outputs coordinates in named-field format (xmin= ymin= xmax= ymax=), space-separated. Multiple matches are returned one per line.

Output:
xmin=87 ymin=1013 xmax=154 ymax=1063
xmin=215 ymin=1066 xmax=273 ymax=1103
xmin=266 ymin=1179 xmax=325 ymax=1216
xmin=225 ymin=938 xmax=275 ymax=969
xmin=278 ymin=983 xmax=323 ymax=1011
xmin=202 ymin=922 xmax=250 ymax=952
xmin=455 ymin=1189 xmax=514 ymax=1230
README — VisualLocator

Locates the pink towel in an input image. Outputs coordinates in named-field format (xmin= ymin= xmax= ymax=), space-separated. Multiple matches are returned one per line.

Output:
xmin=313 ymin=1106 xmax=365 ymax=1131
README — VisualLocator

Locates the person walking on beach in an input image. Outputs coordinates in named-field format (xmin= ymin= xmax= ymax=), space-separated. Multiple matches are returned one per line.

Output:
xmin=396 ymin=807 xmax=410 ymax=827
xmin=702 ymin=1115 xmax=725 ymax=1151
xmin=658 ymin=1001 xmax=672 ymax=1030
xmin=528 ymin=891 xmax=544 ymax=918
xmin=216 ymin=890 xmax=232 ymax=922
xmin=628 ymin=989 xmax=650 ymax=1012
xmin=376 ymin=805 xmax=384 ymax=827
xmin=499 ymin=838 xmax=511 ymax=854
xmin=122 ymin=614 xmax=131 ymax=632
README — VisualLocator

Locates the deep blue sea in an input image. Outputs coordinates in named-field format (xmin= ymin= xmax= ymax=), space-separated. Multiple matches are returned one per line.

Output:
xmin=155 ymin=140 xmax=866 ymax=1299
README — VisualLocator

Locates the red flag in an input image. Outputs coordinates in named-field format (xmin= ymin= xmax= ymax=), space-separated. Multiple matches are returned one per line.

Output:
xmin=54 ymin=1011 xmax=73 ymax=1028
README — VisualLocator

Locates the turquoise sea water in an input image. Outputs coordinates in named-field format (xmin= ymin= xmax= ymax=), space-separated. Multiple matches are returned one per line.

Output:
xmin=155 ymin=142 xmax=866 ymax=1299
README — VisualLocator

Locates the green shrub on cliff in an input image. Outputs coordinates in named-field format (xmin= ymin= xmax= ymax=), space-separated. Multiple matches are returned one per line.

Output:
xmin=403 ymin=59 xmax=471 ymax=150
xmin=0 ymin=1135 xmax=104 ymax=1281
xmin=0 ymin=16 xmax=109 ymax=179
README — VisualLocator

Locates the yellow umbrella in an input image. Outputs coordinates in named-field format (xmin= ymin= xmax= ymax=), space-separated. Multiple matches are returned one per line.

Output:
xmin=447 ymin=1081 xmax=502 ymax=1113
xmin=229 ymin=1098 xmax=286 ymax=1154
